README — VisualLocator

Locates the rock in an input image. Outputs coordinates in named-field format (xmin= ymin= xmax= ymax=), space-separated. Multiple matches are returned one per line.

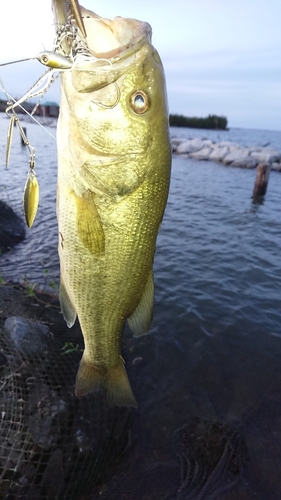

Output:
xmin=172 ymin=136 xmax=281 ymax=172
xmin=0 ymin=353 xmax=7 ymax=371
xmin=175 ymin=417 xmax=249 ymax=490
xmin=177 ymin=138 xmax=205 ymax=154
xmin=26 ymin=381 xmax=68 ymax=450
xmin=231 ymin=157 xmax=257 ymax=169
xmin=271 ymin=162 xmax=281 ymax=172
xmin=189 ymin=138 xmax=207 ymax=151
xmin=191 ymin=147 xmax=212 ymax=160
xmin=171 ymin=138 xmax=183 ymax=152
xmin=219 ymin=141 xmax=240 ymax=149
xmin=250 ymin=151 xmax=281 ymax=163
xmin=209 ymin=146 xmax=229 ymax=162
xmin=248 ymin=146 xmax=264 ymax=153
xmin=4 ymin=316 xmax=53 ymax=356
xmin=42 ymin=449 xmax=65 ymax=497
xmin=0 ymin=200 xmax=25 ymax=253
xmin=176 ymin=140 xmax=192 ymax=154
xmin=222 ymin=149 xmax=250 ymax=165
xmin=171 ymin=138 xmax=184 ymax=146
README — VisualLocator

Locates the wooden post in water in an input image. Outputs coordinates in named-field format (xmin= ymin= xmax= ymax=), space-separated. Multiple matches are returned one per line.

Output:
xmin=252 ymin=163 xmax=271 ymax=200
xmin=21 ymin=127 xmax=27 ymax=146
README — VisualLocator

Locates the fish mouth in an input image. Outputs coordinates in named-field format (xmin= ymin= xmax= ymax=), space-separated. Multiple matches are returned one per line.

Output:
xmin=52 ymin=0 xmax=153 ymax=94
xmin=79 ymin=7 xmax=152 ymax=59
xmin=52 ymin=0 xmax=152 ymax=60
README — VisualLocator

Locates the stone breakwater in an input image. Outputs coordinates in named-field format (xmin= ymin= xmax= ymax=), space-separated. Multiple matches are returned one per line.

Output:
xmin=171 ymin=137 xmax=281 ymax=171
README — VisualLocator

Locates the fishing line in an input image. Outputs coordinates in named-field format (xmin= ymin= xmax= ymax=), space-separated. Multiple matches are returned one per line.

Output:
xmin=0 ymin=57 xmax=35 ymax=67
xmin=8 ymin=96 xmax=57 ymax=141
xmin=0 ymin=77 xmax=57 ymax=141
xmin=73 ymin=53 xmax=113 ymax=73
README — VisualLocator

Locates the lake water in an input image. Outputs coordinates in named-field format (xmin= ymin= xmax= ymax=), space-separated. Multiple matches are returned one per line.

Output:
xmin=0 ymin=113 xmax=281 ymax=498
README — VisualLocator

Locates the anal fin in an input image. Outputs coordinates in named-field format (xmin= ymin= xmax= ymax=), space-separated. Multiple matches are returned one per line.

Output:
xmin=127 ymin=270 xmax=154 ymax=337
xmin=59 ymin=277 xmax=77 ymax=327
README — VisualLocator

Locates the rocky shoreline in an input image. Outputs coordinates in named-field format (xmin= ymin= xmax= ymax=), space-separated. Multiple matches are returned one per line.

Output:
xmin=171 ymin=136 xmax=281 ymax=171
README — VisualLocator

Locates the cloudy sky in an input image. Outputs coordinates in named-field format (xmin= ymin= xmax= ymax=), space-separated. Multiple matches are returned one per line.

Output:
xmin=0 ymin=0 xmax=280 ymax=131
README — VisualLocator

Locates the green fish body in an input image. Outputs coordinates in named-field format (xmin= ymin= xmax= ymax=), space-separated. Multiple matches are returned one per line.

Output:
xmin=56 ymin=7 xmax=171 ymax=406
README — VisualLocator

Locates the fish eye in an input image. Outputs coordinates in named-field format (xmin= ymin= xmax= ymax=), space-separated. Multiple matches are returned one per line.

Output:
xmin=130 ymin=90 xmax=149 ymax=114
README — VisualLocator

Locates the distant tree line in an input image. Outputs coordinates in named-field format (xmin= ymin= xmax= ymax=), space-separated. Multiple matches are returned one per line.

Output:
xmin=169 ymin=113 xmax=228 ymax=130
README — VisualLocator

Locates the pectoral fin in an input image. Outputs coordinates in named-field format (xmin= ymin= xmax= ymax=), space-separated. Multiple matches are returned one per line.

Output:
xmin=127 ymin=271 xmax=154 ymax=336
xmin=59 ymin=277 xmax=77 ymax=328
xmin=73 ymin=190 xmax=105 ymax=256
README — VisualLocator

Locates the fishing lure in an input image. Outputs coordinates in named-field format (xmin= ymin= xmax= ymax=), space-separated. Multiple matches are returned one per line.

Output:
xmin=0 ymin=50 xmax=76 ymax=228
xmin=0 ymin=0 xmax=87 ymax=227
xmin=37 ymin=51 xmax=72 ymax=69
xmin=23 ymin=157 xmax=39 ymax=228
xmin=0 ymin=51 xmax=72 ymax=70
xmin=2 ymin=96 xmax=39 ymax=228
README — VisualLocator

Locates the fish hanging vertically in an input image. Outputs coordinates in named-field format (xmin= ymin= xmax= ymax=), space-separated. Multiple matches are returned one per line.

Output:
xmin=53 ymin=1 xmax=171 ymax=406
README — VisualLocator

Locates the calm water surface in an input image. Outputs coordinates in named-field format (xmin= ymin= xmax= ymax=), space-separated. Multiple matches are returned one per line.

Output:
xmin=1 ymin=114 xmax=281 ymax=498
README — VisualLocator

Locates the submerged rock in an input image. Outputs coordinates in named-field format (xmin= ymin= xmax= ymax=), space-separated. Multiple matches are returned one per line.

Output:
xmin=174 ymin=417 xmax=249 ymax=499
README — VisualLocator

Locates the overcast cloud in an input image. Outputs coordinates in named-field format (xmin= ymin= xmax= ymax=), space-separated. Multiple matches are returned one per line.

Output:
xmin=0 ymin=0 xmax=280 ymax=130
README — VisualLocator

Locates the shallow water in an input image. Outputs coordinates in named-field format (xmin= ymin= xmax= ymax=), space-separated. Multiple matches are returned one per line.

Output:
xmin=1 ymin=114 xmax=281 ymax=498
xmin=0 ymin=113 xmax=59 ymax=283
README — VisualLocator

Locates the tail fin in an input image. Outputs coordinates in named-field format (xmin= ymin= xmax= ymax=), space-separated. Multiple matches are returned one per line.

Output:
xmin=75 ymin=355 xmax=137 ymax=407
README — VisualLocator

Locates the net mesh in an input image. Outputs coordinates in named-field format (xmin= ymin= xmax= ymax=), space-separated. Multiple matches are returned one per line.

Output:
xmin=0 ymin=284 xmax=132 ymax=500
xmin=0 ymin=282 xmax=280 ymax=500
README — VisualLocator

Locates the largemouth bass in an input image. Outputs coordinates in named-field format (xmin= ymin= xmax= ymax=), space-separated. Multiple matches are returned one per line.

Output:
xmin=54 ymin=2 xmax=171 ymax=406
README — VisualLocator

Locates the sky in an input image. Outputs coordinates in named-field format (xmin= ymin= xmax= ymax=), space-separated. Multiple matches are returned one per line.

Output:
xmin=0 ymin=0 xmax=280 ymax=131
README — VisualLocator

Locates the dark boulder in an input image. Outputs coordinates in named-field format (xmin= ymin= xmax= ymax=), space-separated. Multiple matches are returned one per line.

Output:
xmin=0 ymin=200 xmax=25 ymax=253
